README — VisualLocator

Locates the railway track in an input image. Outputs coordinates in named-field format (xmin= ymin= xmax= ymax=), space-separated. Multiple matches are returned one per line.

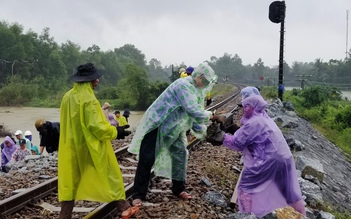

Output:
xmin=0 ymin=84 xmax=244 ymax=219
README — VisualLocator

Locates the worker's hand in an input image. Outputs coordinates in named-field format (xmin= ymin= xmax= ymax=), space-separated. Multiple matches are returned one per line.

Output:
xmin=206 ymin=123 xmax=225 ymax=146
xmin=116 ymin=127 xmax=126 ymax=139
xmin=116 ymin=127 xmax=132 ymax=139
xmin=122 ymin=125 xmax=130 ymax=129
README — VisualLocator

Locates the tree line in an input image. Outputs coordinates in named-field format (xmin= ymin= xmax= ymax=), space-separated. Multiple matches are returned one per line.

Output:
xmin=1 ymin=21 xmax=351 ymax=109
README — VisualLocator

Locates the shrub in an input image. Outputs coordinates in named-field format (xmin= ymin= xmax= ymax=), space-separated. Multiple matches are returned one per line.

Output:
xmin=260 ymin=86 xmax=278 ymax=99
xmin=0 ymin=83 xmax=37 ymax=106
xmin=335 ymin=105 xmax=351 ymax=129
xmin=96 ymin=86 xmax=119 ymax=99
xmin=301 ymin=86 xmax=342 ymax=108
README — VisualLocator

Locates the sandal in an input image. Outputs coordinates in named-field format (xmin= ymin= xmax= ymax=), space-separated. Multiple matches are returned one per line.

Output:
xmin=178 ymin=191 xmax=192 ymax=200
xmin=121 ymin=206 xmax=139 ymax=219
xmin=132 ymin=198 xmax=142 ymax=207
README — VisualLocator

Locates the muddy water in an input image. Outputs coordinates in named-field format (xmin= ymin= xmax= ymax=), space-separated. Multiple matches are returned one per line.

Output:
xmin=285 ymin=87 xmax=351 ymax=100
xmin=0 ymin=107 xmax=144 ymax=148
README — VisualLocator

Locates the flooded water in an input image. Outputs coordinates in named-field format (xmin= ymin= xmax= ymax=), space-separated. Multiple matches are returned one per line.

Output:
xmin=0 ymin=107 xmax=144 ymax=147
xmin=285 ymin=87 xmax=351 ymax=100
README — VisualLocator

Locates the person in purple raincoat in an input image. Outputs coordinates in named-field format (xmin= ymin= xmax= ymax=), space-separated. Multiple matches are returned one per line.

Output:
xmin=1 ymin=136 xmax=18 ymax=172
xmin=212 ymin=95 xmax=305 ymax=217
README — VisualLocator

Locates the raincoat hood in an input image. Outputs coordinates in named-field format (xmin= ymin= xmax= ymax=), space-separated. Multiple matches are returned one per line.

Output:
xmin=31 ymin=145 xmax=40 ymax=155
xmin=191 ymin=63 xmax=218 ymax=98
xmin=240 ymin=90 xmax=268 ymax=125
xmin=2 ymin=136 xmax=17 ymax=165
xmin=242 ymin=95 xmax=267 ymax=115
xmin=240 ymin=86 xmax=261 ymax=101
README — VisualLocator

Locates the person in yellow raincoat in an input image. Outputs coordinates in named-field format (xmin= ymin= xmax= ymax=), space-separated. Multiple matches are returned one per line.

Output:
xmin=58 ymin=63 xmax=138 ymax=219
xmin=179 ymin=67 xmax=188 ymax=78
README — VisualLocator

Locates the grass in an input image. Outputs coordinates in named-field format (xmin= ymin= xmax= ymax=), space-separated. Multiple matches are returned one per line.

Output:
xmin=211 ymin=83 xmax=236 ymax=97
xmin=203 ymin=161 xmax=238 ymax=187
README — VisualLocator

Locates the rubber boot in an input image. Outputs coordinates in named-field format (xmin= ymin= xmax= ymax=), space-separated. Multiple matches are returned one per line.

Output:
xmin=58 ymin=200 xmax=75 ymax=219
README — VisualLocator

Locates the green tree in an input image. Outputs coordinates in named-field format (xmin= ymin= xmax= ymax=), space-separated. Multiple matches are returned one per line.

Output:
xmin=117 ymin=64 xmax=150 ymax=110
xmin=147 ymin=58 xmax=170 ymax=82
xmin=60 ymin=40 xmax=82 ymax=78
xmin=114 ymin=44 xmax=146 ymax=70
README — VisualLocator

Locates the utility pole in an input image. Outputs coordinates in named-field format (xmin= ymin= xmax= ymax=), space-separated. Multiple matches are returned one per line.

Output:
xmin=269 ymin=1 xmax=286 ymax=101
xmin=11 ymin=60 xmax=17 ymax=76
xmin=347 ymin=10 xmax=349 ymax=59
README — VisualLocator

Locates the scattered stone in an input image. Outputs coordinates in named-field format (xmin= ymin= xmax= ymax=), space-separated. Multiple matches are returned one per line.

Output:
xmin=12 ymin=188 xmax=28 ymax=194
xmin=232 ymin=165 xmax=241 ymax=174
xmin=200 ymin=177 xmax=212 ymax=187
xmin=204 ymin=191 xmax=227 ymax=208
xmin=39 ymin=175 xmax=52 ymax=179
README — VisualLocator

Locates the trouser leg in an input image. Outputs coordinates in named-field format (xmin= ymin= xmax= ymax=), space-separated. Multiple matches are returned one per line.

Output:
xmin=58 ymin=200 xmax=75 ymax=219
xmin=170 ymin=132 xmax=187 ymax=196
xmin=171 ymin=179 xmax=185 ymax=196
xmin=132 ymin=128 xmax=158 ymax=200
xmin=116 ymin=200 xmax=131 ymax=212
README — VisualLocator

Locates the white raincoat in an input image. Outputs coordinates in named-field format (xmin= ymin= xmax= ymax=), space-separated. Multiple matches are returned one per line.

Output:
xmin=128 ymin=63 xmax=217 ymax=180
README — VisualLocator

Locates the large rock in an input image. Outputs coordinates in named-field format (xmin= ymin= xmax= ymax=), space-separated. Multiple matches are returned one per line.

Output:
xmin=264 ymin=206 xmax=308 ymax=219
xmin=298 ymin=178 xmax=323 ymax=207
xmin=273 ymin=115 xmax=299 ymax=128
xmin=316 ymin=211 xmax=336 ymax=219
xmin=295 ymin=156 xmax=325 ymax=183
xmin=225 ymin=212 xmax=257 ymax=219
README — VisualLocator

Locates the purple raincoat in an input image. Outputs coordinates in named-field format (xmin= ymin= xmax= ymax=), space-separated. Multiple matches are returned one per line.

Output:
xmin=1 ymin=136 xmax=18 ymax=167
xmin=223 ymin=95 xmax=305 ymax=217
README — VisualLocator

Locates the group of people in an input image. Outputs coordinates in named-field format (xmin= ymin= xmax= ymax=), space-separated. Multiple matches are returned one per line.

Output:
xmin=56 ymin=62 xmax=219 ymax=218
xmin=126 ymin=67 xmax=305 ymax=217
xmin=101 ymin=102 xmax=132 ymax=139
xmin=1 ymin=130 xmax=39 ymax=172
xmin=2 ymin=61 xmax=306 ymax=218
xmin=1 ymin=118 xmax=61 ymax=172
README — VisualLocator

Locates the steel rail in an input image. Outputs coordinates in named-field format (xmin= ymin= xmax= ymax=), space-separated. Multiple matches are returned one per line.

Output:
xmin=0 ymin=178 xmax=57 ymax=216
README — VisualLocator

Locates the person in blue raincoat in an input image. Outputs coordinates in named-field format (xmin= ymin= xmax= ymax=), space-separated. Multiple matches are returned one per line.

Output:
xmin=128 ymin=63 xmax=220 ymax=207
xmin=58 ymin=63 xmax=138 ymax=219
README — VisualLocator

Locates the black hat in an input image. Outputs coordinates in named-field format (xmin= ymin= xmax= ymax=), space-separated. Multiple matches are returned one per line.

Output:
xmin=123 ymin=109 xmax=131 ymax=116
xmin=19 ymin=139 xmax=26 ymax=145
xmin=71 ymin=63 xmax=103 ymax=82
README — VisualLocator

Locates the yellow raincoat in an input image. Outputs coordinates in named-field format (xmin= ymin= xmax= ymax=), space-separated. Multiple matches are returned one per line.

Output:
xmin=58 ymin=82 xmax=125 ymax=202
xmin=116 ymin=115 xmax=128 ymax=127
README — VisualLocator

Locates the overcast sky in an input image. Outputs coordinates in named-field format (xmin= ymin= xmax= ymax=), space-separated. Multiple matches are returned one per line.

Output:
xmin=0 ymin=0 xmax=350 ymax=67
